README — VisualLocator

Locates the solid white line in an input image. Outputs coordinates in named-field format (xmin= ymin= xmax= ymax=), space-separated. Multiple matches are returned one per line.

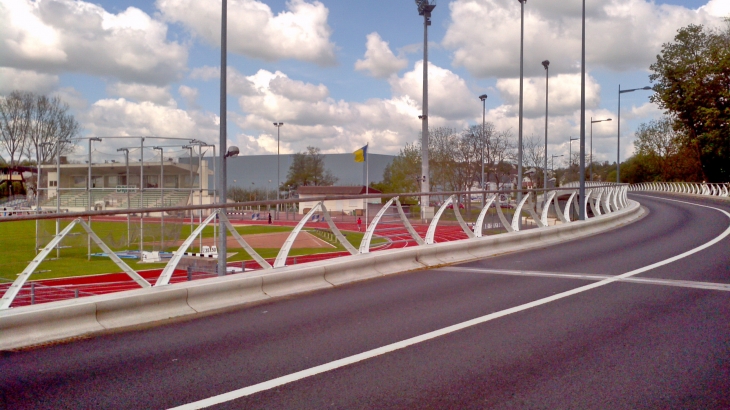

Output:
xmin=169 ymin=196 xmax=730 ymax=410
xmin=438 ymin=267 xmax=730 ymax=292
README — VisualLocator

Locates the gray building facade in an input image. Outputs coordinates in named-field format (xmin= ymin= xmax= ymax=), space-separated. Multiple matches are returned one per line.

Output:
xmin=183 ymin=153 xmax=394 ymax=193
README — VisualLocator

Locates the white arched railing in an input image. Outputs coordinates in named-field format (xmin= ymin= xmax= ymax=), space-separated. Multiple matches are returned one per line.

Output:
xmin=0 ymin=184 xmax=632 ymax=309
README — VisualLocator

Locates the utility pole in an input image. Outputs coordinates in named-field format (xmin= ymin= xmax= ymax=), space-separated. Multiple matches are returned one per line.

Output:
xmin=416 ymin=0 xmax=435 ymax=222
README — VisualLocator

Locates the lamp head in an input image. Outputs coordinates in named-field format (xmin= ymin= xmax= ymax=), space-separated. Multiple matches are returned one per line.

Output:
xmin=479 ymin=94 xmax=488 ymax=101
xmin=226 ymin=146 xmax=240 ymax=158
xmin=642 ymin=86 xmax=652 ymax=90
xmin=542 ymin=60 xmax=550 ymax=69
xmin=415 ymin=0 xmax=435 ymax=16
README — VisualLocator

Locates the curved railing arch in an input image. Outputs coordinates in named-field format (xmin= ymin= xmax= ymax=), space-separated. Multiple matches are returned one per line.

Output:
xmin=629 ymin=181 xmax=729 ymax=198
xmin=0 ymin=184 xmax=632 ymax=309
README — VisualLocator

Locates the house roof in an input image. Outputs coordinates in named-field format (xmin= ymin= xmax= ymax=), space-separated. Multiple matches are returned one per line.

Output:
xmin=297 ymin=185 xmax=382 ymax=195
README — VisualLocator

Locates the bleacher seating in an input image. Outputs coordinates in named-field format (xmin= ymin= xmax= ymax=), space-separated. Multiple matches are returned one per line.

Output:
xmin=41 ymin=190 xmax=192 ymax=211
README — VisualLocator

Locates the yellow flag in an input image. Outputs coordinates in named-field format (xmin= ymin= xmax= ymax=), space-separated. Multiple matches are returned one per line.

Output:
xmin=353 ymin=144 xmax=367 ymax=163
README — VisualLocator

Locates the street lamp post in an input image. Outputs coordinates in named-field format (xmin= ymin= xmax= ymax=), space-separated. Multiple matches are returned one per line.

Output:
xmin=542 ymin=60 xmax=549 ymax=195
xmin=579 ymin=0 xmax=586 ymax=220
xmin=273 ymin=122 xmax=283 ymax=219
xmin=551 ymin=154 xmax=564 ymax=173
xmin=416 ymin=0 xmax=435 ymax=222
xmin=87 ymin=137 xmax=101 ymax=260
xmin=218 ymin=0 xmax=228 ymax=277
xmin=153 ymin=146 xmax=165 ymax=251
xmin=182 ymin=145 xmax=193 ymax=236
xmin=36 ymin=142 xmax=52 ymax=253
xmin=267 ymin=179 xmax=271 ymax=213
xmin=54 ymin=139 xmax=71 ymax=258
xmin=517 ymin=0 xmax=526 ymax=218
xmin=479 ymin=94 xmax=487 ymax=207
xmin=117 ymin=148 xmax=131 ymax=246
xmin=590 ymin=117 xmax=612 ymax=182
xmin=618 ymin=85 xmax=652 ymax=182
xmin=569 ymin=137 xmax=578 ymax=167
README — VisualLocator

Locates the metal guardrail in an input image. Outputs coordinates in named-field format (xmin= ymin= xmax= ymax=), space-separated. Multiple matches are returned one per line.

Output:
xmin=629 ymin=181 xmax=730 ymax=197
xmin=0 ymin=185 xmax=630 ymax=310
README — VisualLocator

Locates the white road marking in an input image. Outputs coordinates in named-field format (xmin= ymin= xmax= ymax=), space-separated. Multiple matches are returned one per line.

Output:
xmin=438 ymin=267 xmax=730 ymax=292
xmin=169 ymin=196 xmax=730 ymax=410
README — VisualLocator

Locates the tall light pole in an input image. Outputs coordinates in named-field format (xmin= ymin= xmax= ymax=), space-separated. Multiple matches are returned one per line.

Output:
xmin=117 ymin=148 xmax=131 ymax=246
xmin=551 ymin=154 xmax=563 ymax=173
xmin=87 ymin=137 xmax=101 ymax=260
xmin=579 ymin=0 xmax=586 ymax=220
xmin=416 ymin=0 xmax=435 ymax=221
xmin=590 ymin=117 xmax=612 ymax=182
xmin=618 ymin=85 xmax=651 ymax=182
xmin=217 ymin=0 xmax=228 ymax=277
xmin=153 ymin=146 xmax=164 ymax=251
xmin=569 ymin=137 xmax=578 ymax=167
xmin=182 ymin=145 xmax=193 ymax=236
xmin=55 ymin=139 xmax=71 ymax=258
xmin=36 ymin=142 xmax=52 ymax=253
xmin=542 ymin=59 xmax=550 ymax=195
xmin=479 ymin=94 xmax=488 ymax=207
xmin=517 ymin=0 xmax=526 ymax=215
xmin=273 ymin=122 xmax=283 ymax=219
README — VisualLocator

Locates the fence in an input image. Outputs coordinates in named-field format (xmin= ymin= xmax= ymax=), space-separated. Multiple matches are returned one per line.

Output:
xmin=0 ymin=185 xmax=629 ymax=310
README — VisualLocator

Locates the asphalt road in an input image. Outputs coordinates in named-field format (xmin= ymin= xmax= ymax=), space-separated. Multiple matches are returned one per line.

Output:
xmin=1 ymin=193 xmax=728 ymax=409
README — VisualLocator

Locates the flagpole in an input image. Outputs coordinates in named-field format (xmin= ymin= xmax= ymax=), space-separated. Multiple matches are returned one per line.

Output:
xmin=365 ymin=142 xmax=369 ymax=231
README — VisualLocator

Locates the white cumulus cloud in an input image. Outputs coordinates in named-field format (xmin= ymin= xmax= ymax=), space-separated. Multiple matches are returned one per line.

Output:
xmin=496 ymin=73 xmax=601 ymax=118
xmin=178 ymin=85 xmax=199 ymax=108
xmin=0 ymin=67 xmax=59 ymax=94
xmin=157 ymin=0 xmax=336 ymax=65
xmin=355 ymin=32 xmax=408 ymax=78
xmin=390 ymin=61 xmax=478 ymax=121
xmin=107 ymin=83 xmax=174 ymax=106
xmin=700 ymin=0 xmax=730 ymax=17
xmin=82 ymin=98 xmax=218 ymax=142
xmin=0 ymin=0 xmax=187 ymax=84
xmin=443 ymin=0 xmax=726 ymax=78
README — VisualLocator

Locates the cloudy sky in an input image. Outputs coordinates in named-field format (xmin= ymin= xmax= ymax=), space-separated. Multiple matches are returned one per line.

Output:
xmin=1 ymin=0 xmax=728 ymax=168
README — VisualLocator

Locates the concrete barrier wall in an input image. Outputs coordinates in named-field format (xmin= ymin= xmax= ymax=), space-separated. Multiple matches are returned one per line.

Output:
xmin=0 ymin=200 xmax=643 ymax=351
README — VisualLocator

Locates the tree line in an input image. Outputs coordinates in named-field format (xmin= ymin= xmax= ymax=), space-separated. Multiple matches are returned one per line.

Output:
xmin=0 ymin=91 xmax=79 ymax=168
xmin=0 ymin=91 xmax=80 ymax=197
xmin=624 ymin=20 xmax=729 ymax=183
xmin=373 ymin=125 xmax=552 ymax=199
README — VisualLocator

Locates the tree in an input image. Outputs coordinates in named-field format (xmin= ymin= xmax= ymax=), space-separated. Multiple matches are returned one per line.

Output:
xmin=377 ymin=142 xmax=421 ymax=195
xmin=23 ymin=94 xmax=78 ymax=166
xmin=0 ymin=91 xmax=31 ymax=170
xmin=487 ymin=129 xmax=516 ymax=190
xmin=283 ymin=146 xmax=338 ymax=189
xmin=0 ymin=91 xmax=79 ymax=195
xmin=649 ymin=22 xmax=730 ymax=181
xmin=522 ymin=135 xmax=546 ymax=188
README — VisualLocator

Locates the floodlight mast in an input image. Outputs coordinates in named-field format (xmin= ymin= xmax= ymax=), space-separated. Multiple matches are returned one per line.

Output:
xmin=416 ymin=0 xmax=435 ymax=222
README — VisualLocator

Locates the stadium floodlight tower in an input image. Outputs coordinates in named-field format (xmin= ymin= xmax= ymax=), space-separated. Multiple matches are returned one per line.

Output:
xmin=416 ymin=0 xmax=436 ymax=221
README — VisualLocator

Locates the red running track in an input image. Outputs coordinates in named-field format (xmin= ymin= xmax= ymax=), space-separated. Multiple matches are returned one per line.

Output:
xmin=1 ymin=221 xmax=473 ymax=308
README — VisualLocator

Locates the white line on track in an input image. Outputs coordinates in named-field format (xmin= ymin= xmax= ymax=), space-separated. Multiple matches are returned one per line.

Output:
xmin=169 ymin=195 xmax=730 ymax=410
xmin=437 ymin=267 xmax=730 ymax=292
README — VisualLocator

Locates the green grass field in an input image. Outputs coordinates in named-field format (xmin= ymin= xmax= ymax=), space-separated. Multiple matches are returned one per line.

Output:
xmin=0 ymin=220 xmax=385 ymax=281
